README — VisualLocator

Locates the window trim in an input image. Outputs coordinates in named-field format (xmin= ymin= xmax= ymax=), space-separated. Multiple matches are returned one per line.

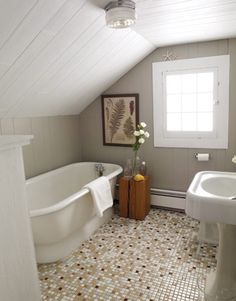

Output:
xmin=152 ymin=55 xmax=230 ymax=149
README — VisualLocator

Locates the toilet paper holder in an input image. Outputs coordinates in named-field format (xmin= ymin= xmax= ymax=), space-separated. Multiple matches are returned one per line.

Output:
xmin=194 ymin=153 xmax=211 ymax=160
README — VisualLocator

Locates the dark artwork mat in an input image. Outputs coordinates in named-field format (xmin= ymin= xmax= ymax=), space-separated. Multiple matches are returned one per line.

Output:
xmin=101 ymin=94 xmax=139 ymax=146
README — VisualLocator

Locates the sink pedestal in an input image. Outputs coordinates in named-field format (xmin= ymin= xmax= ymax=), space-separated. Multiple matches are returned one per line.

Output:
xmin=205 ymin=224 xmax=236 ymax=300
xmin=186 ymin=171 xmax=236 ymax=299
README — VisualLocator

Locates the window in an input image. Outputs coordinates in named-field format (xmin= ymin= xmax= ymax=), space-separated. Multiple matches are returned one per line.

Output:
xmin=153 ymin=55 xmax=230 ymax=149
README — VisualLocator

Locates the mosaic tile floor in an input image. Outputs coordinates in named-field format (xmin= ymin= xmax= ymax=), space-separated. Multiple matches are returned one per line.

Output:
xmin=38 ymin=208 xmax=217 ymax=301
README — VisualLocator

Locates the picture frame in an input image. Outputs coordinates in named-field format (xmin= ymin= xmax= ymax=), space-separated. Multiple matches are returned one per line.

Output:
xmin=101 ymin=94 xmax=139 ymax=146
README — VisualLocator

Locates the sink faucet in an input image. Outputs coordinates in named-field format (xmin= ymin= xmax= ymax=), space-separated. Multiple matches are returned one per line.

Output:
xmin=95 ymin=163 xmax=105 ymax=177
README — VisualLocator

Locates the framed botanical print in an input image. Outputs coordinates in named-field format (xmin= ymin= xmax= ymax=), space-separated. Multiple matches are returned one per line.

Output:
xmin=101 ymin=94 xmax=139 ymax=146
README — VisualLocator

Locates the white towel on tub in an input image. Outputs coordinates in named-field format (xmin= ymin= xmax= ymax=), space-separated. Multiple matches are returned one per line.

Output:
xmin=84 ymin=176 xmax=113 ymax=217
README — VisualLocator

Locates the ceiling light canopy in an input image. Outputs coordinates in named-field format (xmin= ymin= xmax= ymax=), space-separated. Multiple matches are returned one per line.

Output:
xmin=104 ymin=0 xmax=137 ymax=29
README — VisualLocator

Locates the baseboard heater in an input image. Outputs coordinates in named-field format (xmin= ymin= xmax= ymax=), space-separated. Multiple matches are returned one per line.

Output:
xmin=150 ymin=188 xmax=186 ymax=211
xmin=116 ymin=184 xmax=186 ymax=211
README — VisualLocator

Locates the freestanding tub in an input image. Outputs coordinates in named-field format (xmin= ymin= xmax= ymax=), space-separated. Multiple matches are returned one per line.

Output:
xmin=26 ymin=162 xmax=122 ymax=263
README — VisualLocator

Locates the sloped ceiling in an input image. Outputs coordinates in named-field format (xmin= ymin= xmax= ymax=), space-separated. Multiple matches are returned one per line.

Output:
xmin=0 ymin=0 xmax=236 ymax=117
xmin=135 ymin=0 xmax=236 ymax=46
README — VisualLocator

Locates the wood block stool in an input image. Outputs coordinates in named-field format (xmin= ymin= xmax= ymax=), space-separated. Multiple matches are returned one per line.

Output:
xmin=119 ymin=176 xmax=150 ymax=220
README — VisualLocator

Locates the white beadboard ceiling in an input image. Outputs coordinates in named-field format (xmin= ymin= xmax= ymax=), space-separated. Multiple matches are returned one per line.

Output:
xmin=0 ymin=0 xmax=236 ymax=117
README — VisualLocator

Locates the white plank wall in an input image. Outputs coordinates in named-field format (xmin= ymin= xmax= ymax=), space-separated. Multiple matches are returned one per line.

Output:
xmin=0 ymin=116 xmax=81 ymax=178
xmin=0 ymin=1 xmax=155 ymax=118
xmin=0 ymin=1 xmax=236 ymax=118
xmin=0 ymin=137 xmax=41 ymax=301
xmin=135 ymin=0 xmax=236 ymax=46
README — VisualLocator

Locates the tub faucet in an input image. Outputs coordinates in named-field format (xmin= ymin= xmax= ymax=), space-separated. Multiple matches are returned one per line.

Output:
xmin=95 ymin=163 xmax=105 ymax=177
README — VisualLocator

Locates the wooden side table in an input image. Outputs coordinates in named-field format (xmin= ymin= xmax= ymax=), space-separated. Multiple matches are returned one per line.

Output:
xmin=119 ymin=176 xmax=150 ymax=220
xmin=119 ymin=177 xmax=130 ymax=218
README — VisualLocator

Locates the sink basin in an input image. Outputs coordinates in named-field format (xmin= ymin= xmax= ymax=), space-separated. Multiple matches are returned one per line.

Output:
xmin=186 ymin=171 xmax=236 ymax=299
xmin=202 ymin=177 xmax=236 ymax=197
xmin=186 ymin=171 xmax=236 ymax=225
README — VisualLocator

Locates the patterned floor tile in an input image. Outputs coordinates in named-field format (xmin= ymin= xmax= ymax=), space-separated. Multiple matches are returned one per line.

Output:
xmin=38 ymin=208 xmax=217 ymax=301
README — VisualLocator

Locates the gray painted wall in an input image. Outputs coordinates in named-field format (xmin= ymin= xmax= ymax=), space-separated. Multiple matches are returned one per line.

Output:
xmin=80 ymin=39 xmax=236 ymax=191
xmin=0 ymin=116 xmax=81 ymax=178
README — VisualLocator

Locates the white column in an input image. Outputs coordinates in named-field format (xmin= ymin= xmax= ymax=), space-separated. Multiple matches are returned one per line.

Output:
xmin=0 ymin=136 xmax=41 ymax=301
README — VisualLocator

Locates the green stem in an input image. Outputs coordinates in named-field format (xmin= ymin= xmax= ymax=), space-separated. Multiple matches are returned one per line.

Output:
xmin=133 ymin=150 xmax=138 ymax=175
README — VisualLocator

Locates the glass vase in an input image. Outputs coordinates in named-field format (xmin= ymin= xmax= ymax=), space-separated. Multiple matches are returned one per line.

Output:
xmin=123 ymin=159 xmax=133 ymax=179
xmin=132 ymin=154 xmax=141 ymax=176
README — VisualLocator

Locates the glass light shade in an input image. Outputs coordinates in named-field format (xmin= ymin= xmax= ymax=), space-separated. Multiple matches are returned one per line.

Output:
xmin=105 ymin=7 xmax=137 ymax=28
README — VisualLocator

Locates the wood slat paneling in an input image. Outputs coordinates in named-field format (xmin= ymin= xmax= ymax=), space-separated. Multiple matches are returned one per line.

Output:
xmin=134 ymin=0 xmax=236 ymax=46
xmin=78 ymin=39 xmax=236 ymax=191
xmin=0 ymin=0 xmax=67 ymax=66
xmin=0 ymin=0 xmax=38 ymax=48
xmin=0 ymin=115 xmax=82 ymax=178
xmin=0 ymin=1 xmax=236 ymax=117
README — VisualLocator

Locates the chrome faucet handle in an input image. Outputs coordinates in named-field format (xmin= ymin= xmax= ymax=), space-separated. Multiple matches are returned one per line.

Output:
xmin=95 ymin=163 xmax=105 ymax=177
xmin=95 ymin=163 xmax=105 ymax=172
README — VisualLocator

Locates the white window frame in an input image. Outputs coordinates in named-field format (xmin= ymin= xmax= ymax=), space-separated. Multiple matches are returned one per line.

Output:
xmin=152 ymin=55 xmax=230 ymax=149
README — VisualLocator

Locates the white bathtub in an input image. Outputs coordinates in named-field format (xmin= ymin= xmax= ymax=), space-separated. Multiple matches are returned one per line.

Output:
xmin=26 ymin=162 xmax=122 ymax=263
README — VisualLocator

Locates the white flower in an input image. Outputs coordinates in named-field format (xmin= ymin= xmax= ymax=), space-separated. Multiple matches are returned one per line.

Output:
xmin=134 ymin=131 xmax=140 ymax=136
xmin=139 ymin=129 xmax=144 ymax=135
xmin=138 ymin=138 xmax=145 ymax=144
xmin=232 ymin=155 xmax=236 ymax=164
xmin=144 ymin=131 xmax=150 ymax=138
xmin=140 ymin=122 xmax=147 ymax=128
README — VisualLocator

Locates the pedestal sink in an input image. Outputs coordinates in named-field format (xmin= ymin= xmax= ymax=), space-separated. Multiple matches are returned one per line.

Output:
xmin=186 ymin=171 xmax=236 ymax=300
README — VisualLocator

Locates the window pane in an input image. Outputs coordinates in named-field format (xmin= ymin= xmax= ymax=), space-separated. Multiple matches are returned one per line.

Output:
xmin=167 ymin=113 xmax=181 ymax=131
xmin=182 ymin=113 xmax=197 ymax=131
xmin=165 ymin=70 xmax=215 ymax=133
xmin=182 ymin=94 xmax=196 ymax=112
xmin=197 ymin=93 xmax=213 ymax=112
xmin=197 ymin=72 xmax=214 ymax=92
xmin=197 ymin=113 xmax=213 ymax=131
xmin=166 ymin=75 xmax=181 ymax=94
xmin=167 ymin=94 xmax=181 ymax=112
xmin=182 ymin=73 xmax=196 ymax=93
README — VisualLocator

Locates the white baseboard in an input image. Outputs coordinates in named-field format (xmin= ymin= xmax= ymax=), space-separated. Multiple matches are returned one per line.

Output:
xmin=151 ymin=194 xmax=186 ymax=210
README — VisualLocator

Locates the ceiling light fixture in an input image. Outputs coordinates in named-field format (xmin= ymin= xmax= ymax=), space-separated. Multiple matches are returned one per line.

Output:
xmin=104 ymin=0 xmax=137 ymax=29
